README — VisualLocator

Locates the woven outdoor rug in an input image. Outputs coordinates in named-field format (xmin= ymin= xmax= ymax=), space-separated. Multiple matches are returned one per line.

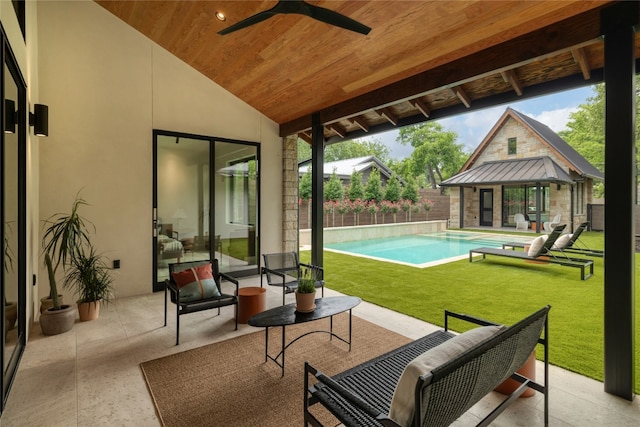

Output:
xmin=140 ymin=315 xmax=412 ymax=427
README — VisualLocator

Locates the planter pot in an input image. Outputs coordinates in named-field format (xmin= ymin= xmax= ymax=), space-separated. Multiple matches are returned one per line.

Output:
xmin=40 ymin=295 xmax=64 ymax=314
xmin=4 ymin=301 xmax=17 ymax=333
xmin=295 ymin=290 xmax=316 ymax=313
xmin=77 ymin=300 xmax=100 ymax=321
xmin=40 ymin=304 xmax=76 ymax=335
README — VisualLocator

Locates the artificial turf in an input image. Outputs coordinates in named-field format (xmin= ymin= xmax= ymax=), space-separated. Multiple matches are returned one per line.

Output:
xmin=303 ymin=230 xmax=640 ymax=393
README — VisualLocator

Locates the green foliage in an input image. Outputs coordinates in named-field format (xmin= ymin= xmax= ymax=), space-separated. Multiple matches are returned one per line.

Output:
xmin=384 ymin=174 xmax=402 ymax=202
xmin=397 ymin=122 xmax=466 ymax=188
xmin=348 ymin=170 xmax=365 ymax=201
xmin=364 ymin=169 xmax=383 ymax=202
xmin=324 ymin=169 xmax=344 ymax=201
xmin=297 ymin=139 xmax=312 ymax=162
xmin=297 ymin=267 xmax=317 ymax=293
xmin=325 ymin=138 xmax=390 ymax=163
xmin=401 ymin=177 xmax=419 ymax=203
xmin=63 ymin=247 xmax=115 ymax=304
xmin=299 ymin=168 xmax=312 ymax=201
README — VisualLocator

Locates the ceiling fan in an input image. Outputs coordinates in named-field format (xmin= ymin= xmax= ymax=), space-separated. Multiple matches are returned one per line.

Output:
xmin=217 ymin=1 xmax=371 ymax=36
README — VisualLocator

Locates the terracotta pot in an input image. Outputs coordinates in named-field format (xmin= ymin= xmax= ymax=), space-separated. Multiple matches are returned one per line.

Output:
xmin=295 ymin=290 xmax=316 ymax=313
xmin=40 ymin=304 xmax=76 ymax=335
xmin=40 ymin=295 xmax=65 ymax=313
xmin=77 ymin=300 xmax=101 ymax=321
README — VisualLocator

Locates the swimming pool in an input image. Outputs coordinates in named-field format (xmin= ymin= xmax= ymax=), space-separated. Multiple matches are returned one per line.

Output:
xmin=324 ymin=232 xmax=531 ymax=268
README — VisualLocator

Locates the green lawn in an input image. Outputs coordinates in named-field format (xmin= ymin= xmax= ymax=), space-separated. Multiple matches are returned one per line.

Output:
xmin=303 ymin=231 xmax=640 ymax=393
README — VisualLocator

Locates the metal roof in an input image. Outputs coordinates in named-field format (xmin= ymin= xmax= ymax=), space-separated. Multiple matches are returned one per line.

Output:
xmin=440 ymin=157 xmax=574 ymax=186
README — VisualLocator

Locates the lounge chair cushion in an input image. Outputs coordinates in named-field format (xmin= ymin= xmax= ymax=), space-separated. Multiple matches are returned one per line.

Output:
xmin=527 ymin=235 xmax=548 ymax=256
xmin=552 ymin=233 xmax=572 ymax=250
xmin=389 ymin=324 xmax=507 ymax=426
xmin=171 ymin=263 xmax=221 ymax=302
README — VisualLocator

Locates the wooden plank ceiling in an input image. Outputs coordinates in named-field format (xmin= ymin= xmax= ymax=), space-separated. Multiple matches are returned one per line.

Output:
xmin=96 ymin=1 xmax=635 ymax=143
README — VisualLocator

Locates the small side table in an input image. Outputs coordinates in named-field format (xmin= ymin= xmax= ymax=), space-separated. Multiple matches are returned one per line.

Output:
xmin=237 ymin=287 xmax=267 ymax=324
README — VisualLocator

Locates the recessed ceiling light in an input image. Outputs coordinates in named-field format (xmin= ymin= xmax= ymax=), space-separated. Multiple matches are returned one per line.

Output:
xmin=215 ymin=11 xmax=226 ymax=22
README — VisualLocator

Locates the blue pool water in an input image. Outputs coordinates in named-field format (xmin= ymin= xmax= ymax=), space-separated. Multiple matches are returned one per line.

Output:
xmin=324 ymin=232 xmax=530 ymax=267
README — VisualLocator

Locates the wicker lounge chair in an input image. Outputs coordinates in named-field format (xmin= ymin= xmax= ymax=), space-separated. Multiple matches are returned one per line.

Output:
xmin=304 ymin=306 xmax=550 ymax=427
xmin=503 ymin=222 xmax=603 ymax=258
xmin=469 ymin=224 xmax=594 ymax=280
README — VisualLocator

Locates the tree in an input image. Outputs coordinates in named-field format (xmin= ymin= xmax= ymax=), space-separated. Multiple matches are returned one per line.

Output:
xmin=299 ymin=167 xmax=312 ymax=226
xmin=384 ymin=174 xmax=402 ymax=202
xmin=324 ymin=169 xmax=344 ymax=201
xmin=401 ymin=176 xmax=419 ymax=203
xmin=325 ymin=138 xmax=391 ymax=163
xmin=397 ymin=122 xmax=466 ymax=188
xmin=348 ymin=170 xmax=365 ymax=201
xmin=364 ymin=168 xmax=383 ymax=202
xmin=297 ymin=138 xmax=312 ymax=162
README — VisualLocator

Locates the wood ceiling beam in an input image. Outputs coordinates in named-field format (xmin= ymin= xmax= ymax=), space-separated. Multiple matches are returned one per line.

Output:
xmin=501 ymin=69 xmax=523 ymax=96
xmin=572 ymin=47 xmax=592 ymax=79
xmin=376 ymin=107 xmax=398 ymax=126
xmin=410 ymin=98 xmax=431 ymax=118
xmin=350 ymin=116 xmax=369 ymax=132
xmin=451 ymin=85 xmax=472 ymax=108
xmin=280 ymin=6 xmax=605 ymax=137
xmin=327 ymin=123 xmax=347 ymax=138
xmin=298 ymin=131 xmax=312 ymax=144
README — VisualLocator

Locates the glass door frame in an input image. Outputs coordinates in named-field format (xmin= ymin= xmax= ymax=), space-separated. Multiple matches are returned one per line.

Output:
xmin=479 ymin=189 xmax=493 ymax=226
xmin=152 ymin=130 xmax=261 ymax=292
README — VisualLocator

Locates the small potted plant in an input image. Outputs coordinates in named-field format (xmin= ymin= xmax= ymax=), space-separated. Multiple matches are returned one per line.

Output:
xmin=63 ymin=247 xmax=115 ymax=321
xmin=295 ymin=268 xmax=317 ymax=313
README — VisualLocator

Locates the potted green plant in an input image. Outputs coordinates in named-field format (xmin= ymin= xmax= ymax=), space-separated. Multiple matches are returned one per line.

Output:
xmin=295 ymin=268 xmax=317 ymax=313
xmin=63 ymin=247 xmax=115 ymax=321
xmin=39 ymin=192 xmax=93 ymax=334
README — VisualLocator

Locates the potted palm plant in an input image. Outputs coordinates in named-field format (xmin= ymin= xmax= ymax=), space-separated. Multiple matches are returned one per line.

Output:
xmin=63 ymin=246 xmax=115 ymax=321
xmin=295 ymin=267 xmax=317 ymax=313
xmin=39 ymin=192 xmax=93 ymax=334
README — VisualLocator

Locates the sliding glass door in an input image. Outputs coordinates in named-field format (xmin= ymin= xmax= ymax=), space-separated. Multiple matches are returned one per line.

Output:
xmin=153 ymin=131 xmax=259 ymax=291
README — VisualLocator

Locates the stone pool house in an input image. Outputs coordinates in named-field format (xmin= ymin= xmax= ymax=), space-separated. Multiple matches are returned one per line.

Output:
xmin=441 ymin=107 xmax=604 ymax=233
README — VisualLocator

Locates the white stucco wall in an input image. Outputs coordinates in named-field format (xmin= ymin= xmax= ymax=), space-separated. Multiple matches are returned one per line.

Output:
xmin=35 ymin=1 xmax=282 ymax=305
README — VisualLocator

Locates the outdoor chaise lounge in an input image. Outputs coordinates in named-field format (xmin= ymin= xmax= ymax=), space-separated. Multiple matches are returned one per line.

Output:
xmin=502 ymin=222 xmax=603 ymax=258
xmin=469 ymin=224 xmax=594 ymax=280
xmin=304 ymin=306 xmax=550 ymax=427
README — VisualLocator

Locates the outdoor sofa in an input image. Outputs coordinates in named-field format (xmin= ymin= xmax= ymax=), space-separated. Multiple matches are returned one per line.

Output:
xmin=468 ymin=224 xmax=594 ymax=280
xmin=304 ymin=306 xmax=549 ymax=427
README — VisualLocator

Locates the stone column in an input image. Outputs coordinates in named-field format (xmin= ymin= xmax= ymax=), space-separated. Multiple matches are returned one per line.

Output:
xmin=282 ymin=135 xmax=299 ymax=252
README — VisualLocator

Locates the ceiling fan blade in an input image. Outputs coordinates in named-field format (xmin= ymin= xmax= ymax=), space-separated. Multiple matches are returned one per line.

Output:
xmin=217 ymin=9 xmax=278 ymax=35
xmin=304 ymin=2 xmax=371 ymax=35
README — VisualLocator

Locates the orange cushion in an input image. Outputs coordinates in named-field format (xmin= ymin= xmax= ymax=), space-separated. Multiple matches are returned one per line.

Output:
xmin=172 ymin=263 xmax=221 ymax=302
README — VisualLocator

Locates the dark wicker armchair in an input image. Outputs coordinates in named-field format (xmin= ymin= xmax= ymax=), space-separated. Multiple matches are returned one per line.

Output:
xmin=261 ymin=252 xmax=324 ymax=305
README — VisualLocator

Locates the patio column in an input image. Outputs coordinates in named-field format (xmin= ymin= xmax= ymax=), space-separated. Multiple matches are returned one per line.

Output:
xmin=310 ymin=113 xmax=324 ymax=267
xmin=282 ymin=135 xmax=299 ymax=252
xmin=602 ymin=1 xmax=637 ymax=401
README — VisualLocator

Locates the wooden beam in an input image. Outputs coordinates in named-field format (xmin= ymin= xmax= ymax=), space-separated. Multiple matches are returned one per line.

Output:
xmin=327 ymin=122 xmax=346 ymax=138
xmin=376 ymin=107 xmax=398 ymax=126
xmin=410 ymin=98 xmax=431 ymax=118
xmin=572 ymin=47 xmax=592 ymax=79
xmin=451 ymin=85 xmax=471 ymax=108
xmin=280 ymin=7 xmax=605 ymax=136
xmin=298 ymin=131 xmax=312 ymax=144
xmin=501 ymin=69 xmax=523 ymax=96
xmin=350 ymin=116 xmax=369 ymax=132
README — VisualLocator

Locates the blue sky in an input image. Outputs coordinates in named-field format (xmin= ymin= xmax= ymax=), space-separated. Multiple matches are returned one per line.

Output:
xmin=368 ymin=85 xmax=596 ymax=159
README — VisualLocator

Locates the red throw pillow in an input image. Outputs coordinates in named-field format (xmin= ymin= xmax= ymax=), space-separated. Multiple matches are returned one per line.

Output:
xmin=171 ymin=263 xmax=221 ymax=302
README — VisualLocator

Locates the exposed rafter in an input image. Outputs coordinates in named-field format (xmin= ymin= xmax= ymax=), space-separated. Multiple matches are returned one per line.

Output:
xmin=327 ymin=122 xmax=347 ymax=138
xmin=298 ymin=131 xmax=312 ymax=143
xmin=350 ymin=116 xmax=369 ymax=132
xmin=451 ymin=85 xmax=472 ymax=108
xmin=410 ymin=98 xmax=431 ymax=118
xmin=572 ymin=47 xmax=592 ymax=79
xmin=376 ymin=107 xmax=398 ymax=126
xmin=501 ymin=69 xmax=524 ymax=96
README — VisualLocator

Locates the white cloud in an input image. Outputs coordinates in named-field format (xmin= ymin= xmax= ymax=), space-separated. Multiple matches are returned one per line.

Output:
xmin=527 ymin=107 xmax=578 ymax=132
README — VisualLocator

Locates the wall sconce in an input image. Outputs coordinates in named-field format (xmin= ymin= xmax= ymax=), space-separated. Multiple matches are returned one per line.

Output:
xmin=4 ymin=99 xmax=16 ymax=134
xmin=473 ymin=186 xmax=477 ymax=192
xmin=557 ymin=184 xmax=561 ymax=190
xmin=29 ymin=103 xmax=48 ymax=136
